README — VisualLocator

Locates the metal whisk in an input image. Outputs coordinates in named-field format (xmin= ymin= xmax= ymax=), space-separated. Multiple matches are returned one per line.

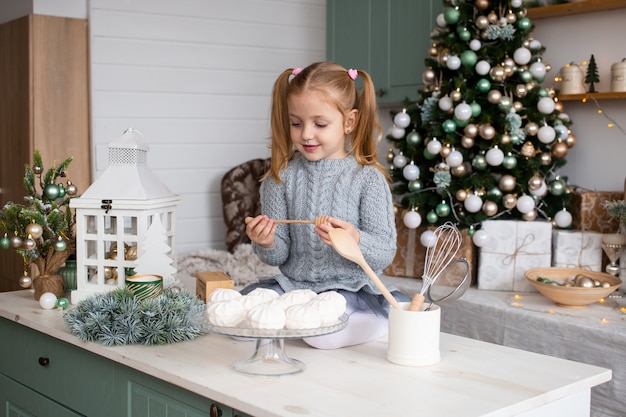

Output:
xmin=408 ymin=222 xmax=462 ymax=311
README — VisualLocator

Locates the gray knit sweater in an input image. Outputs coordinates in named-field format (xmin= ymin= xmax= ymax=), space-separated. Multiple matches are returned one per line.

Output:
xmin=253 ymin=154 xmax=397 ymax=294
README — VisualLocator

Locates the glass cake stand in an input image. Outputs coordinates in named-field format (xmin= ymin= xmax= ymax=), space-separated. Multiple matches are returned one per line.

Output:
xmin=192 ymin=309 xmax=348 ymax=377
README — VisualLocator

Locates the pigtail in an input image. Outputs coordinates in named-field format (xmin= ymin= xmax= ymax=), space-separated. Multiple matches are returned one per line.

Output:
xmin=350 ymin=69 xmax=388 ymax=180
xmin=265 ymin=69 xmax=296 ymax=182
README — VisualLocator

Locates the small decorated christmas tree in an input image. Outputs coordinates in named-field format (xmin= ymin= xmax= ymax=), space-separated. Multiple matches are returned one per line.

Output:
xmin=0 ymin=151 xmax=79 ymax=297
xmin=386 ymin=0 xmax=575 ymax=242
xmin=585 ymin=54 xmax=599 ymax=93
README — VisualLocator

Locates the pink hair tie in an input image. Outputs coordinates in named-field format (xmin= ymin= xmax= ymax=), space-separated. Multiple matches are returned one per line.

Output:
xmin=347 ymin=69 xmax=358 ymax=80
xmin=292 ymin=68 xmax=303 ymax=76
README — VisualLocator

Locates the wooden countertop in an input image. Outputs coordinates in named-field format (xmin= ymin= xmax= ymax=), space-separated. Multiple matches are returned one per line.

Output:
xmin=0 ymin=289 xmax=611 ymax=417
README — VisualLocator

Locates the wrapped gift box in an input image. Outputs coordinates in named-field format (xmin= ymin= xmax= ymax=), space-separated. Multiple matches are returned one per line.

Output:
xmin=570 ymin=190 xmax=623 ymax=233
xmin=196 ymin=271 xmax=234 ymax=302
xmin=552 ymin=230 xmax=603 ymax=271
xmin=477 ymin=220 xmax=552 ymax=292
xmin=384 ymin=214 xmax=476 ymax=286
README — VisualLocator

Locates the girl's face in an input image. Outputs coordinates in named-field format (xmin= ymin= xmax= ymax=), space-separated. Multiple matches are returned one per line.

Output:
xmin=288 ymin=91 xmax=356 ymax=161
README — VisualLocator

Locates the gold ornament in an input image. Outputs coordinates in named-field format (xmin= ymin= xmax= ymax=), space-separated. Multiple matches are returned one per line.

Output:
xmin=422 ymin=68 xmax=436 ymax=84
xmin=539 ymin=152 xmax=552 ymax=165
xmin=25 ymin=222 xmax=44 ymax=239
xmin=551 ymin=141 xmax=569 ymax=158
xmin=475 ymin=0 xmax=489 ymax=11
xmin=503 ymin=194 xmax=517 ymax=209
xmin=565 ymin=132 xmax=577 ymax=148
xmin=522 ymin=209 xmax=538 ymax=221
xmin=525 ymin=122 xmax=539 ymax=136
xmin=440 ymin=146 xmax=451 ymax=158
xmin=487 ymin=89 xmax=503 ymax=104
xmin=500 ymin=133 xmax=511 ymax=145
xmin=514 ymin=84 xmax=528 ymax=98
xmin=487 ymin=11 xmax=498 ymax=24
xmin=428 ymin=44 xmax=438 ymax=57
xmin=513 ymin=101 xmax=523 ymax=112
xmin=528 ymin=174 xmax=544 ymax=191
xmin=489 ymin=67 xmax=506 ymax=82
xmin=499 ymin=175 xmax=517 ymax=192
xmin=464 ymin=124 xmax=478 ymax=138
xmin=506 ymin=11 xmax=517 ymax=24
xmin=475 ymin=15 xmax=489 ymax=29
xmin=386 ymin=148 xmax=395 ymax=164
xmin=521 ymin=141 xmax=536 ymax=157
xmin=479 ymin=124 xmax=496 ymax=140
xmin=555 ymin=102 xmax=564 ymax=112
xmin=450 ymin=90 xmax=462 ymax=102
xmin=482 ymin=201 xmax=499 ymax=217
xmin=456 ymin=189 xmax=468 ymax=202
xmin=451 ymin=164 xmax=468 ymax=177
xmin=126 ymin=245 xmax=138 ymax=261
xmin=461 ymin=136 xmax=475 ymax=148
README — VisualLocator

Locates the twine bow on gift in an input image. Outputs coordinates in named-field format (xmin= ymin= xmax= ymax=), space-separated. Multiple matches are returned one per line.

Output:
xmin=564 ymin=233 xmax=594 ymax=270
xmin=501 ymin=233 xmax=542 ymax=267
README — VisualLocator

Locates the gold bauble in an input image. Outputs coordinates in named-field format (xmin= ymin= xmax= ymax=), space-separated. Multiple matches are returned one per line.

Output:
xmin=479 ymin=124 xmax=496 ymax=140
xmin=499 ymin=175 xmax=517 ymax=192
xmin=429 ymin=45 xmax=438 ymax=57
xmin=528 ymin=174 xmax=544 ymax=191
xmin=487 ymin=11 xmax=498 ymax=24
xmin=440 ymin=146 xmax=451 ymax=158
xmin=503 ymin=66 xmax=514 ymax=77
xmin=500 ymin=133 xmax=511 ymax=145
xmin=503 ymin=194 xmax=517 ymax=209
xmin=422 ymin=68 xmax=436 ymax=84
xmin=489 ymin=67 xmax=506 ymax=83
xmin=464 ymin=124 xmax=478 ymax=138
xmin=475 ymin=15 xmax=489 ymax=29
xmin=551 ymin=141 xmax=569 ymax=159
xmin=514 ymin=84 xmax=528 ymax=98
xmin=525 ymin=122 xmax=539 ymax=136
xmin=450 ymin=90 xmax=462 ymax=102
xmin=513 ymin=101 xmax=523 ymax=112
xmin=487 ymin=89 xmax=502 ymax=104
xmin=456 ymin=189 xmax=469 ymax=202
xmin=565 ymin=132 xmax=577 ymax=148
xmin=522 ymin=209 xmax=538 ymax=221
xmin=521 ymin=141 xmax=536 ymax=157
xmin=451 ymin=163 xmax=468 ymax=177
xmin=555 ymin=102 xmax=564 ymax=112
xmin=482 ymin=201 xmax=499 ymax=217
xmin=461 ymin=136 xmax=475 ymax=148
xmin=503 ymin=57 xmax=515 ymax=68
xmin=505 ymin=11 xmax=517 ymax=24
xmin=386 ymin=148 xmax=395 ymax=164
xmin=539 ymin=152 xmax=552 ymax=165
xmin=126 ymin=245 xmax=138 ymax=261
xmin=475 ymin=0 xmax=489 ymax=10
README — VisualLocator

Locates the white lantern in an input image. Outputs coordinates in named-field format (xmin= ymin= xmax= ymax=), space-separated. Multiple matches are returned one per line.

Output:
xmin=70 ymin=129 xmax=181 ymax=304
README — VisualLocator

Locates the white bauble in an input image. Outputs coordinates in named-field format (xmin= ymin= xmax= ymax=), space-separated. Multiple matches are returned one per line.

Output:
xmin=403 ymin=211 xmax=422 ymax=229
xmin=513 ymin=47 xmax=531 ymax=65
xmin=454 ymin=102 xmax=472 ymax=120
xmin=537 ymin=125 xmax=556 ymax=144
xmin=393 ymin=153 xmax=408 ymax=169
xmin=529 ymin=39 xmax=542 ymax=50
xmin=511 ymin=0 xmax=522 ymax=7
xmin=447 ymin=55 xmax=461 ymax=70
xmin=426 ymin=139 xmax=442 ymax=155
xmin=554 ymin=209 xmax=573 ymax=228
xmin=420 ymin=230 xmax=437 ymax=247
xmin=438 ymin=95 xmax=453 ymax=111
xmin=469 ymin=39 xmax=482 ymax=51
xmin=485 ymin=147 xmax=504 ymax=166
xmin=516 ymin=195 xmax=535 ymax=214
xmin=389 ymin=125 xmax=406 ymax=139
xmin=394 ymin=112 xmax=411 ymax=128
xmin=530 ymin=61 xmax=547 ymax=79
xmin=472 ymin=229 xmax=490 ymax=247
xmin=475 ymin=60 xmax=491 ymax=75
xmin=464 ymin=194 xmax=483 ymax=213
xmin=554 ymin=124 xmax=569 ymax=139
xmin=446 ymin=150 xmax=464 ymax=167
xmin=436 ymin=13 xmax=447 ymax=27
xmin=39 ymin=292 xmax=58 ymax=310
xmin=529 ymin=181 xmax=548 ymax=197
xmin=537 ymin=97 xmax=556 ymax=114
xmin=402 ymin=163 xmax=420 ymax=180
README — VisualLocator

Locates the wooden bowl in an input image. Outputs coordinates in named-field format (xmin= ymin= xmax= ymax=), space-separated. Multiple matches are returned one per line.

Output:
xmin=524 ymin=267 xmax=621 ymax=308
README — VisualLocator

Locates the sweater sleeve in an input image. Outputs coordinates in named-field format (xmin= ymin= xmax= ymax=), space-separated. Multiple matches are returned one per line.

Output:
xmin=252 ymin=175 xmax=291 ymax=266
xmin=356 ymin=167 xmax=397 ymax=273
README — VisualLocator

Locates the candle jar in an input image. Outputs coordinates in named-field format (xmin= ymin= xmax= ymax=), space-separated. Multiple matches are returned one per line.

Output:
xmin=611 ymin=59 xmax=626 ymax=92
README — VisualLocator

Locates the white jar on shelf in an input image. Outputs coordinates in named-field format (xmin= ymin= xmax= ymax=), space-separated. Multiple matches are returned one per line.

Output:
xmin=559 ymin=63 xmax=587 ymax=95
xmin=611 ymin=59 xmax=626 ymax=92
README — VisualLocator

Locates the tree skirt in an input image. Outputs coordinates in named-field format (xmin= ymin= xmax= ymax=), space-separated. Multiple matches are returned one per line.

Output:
xmin=177 ymin=244 xmax=279 ymax=289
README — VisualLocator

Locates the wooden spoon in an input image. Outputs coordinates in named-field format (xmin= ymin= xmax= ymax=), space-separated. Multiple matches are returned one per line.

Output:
xmin=328 ymin=228 xmax=401 ymax=310
xmin=245 ymin=216 xmax=330 ymax=226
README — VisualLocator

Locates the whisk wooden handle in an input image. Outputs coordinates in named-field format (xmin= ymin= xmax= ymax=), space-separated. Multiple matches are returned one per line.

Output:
xmin=244 ymin=216 xmax=330 ymax=226
xmin=408 ymin=293 xmax=425 ymax=311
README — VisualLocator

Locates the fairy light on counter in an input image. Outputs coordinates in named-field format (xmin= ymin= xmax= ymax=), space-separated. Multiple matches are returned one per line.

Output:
xmin=600 ymin=318 xmax=608 ymax=324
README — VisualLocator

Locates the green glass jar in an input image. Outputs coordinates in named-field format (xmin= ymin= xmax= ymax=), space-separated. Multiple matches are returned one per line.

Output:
xmin=58 ymin=258 xmax=78 ymax=291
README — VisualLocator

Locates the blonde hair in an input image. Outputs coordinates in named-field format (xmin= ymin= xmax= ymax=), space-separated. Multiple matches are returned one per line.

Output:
xmin=264 ymin=61 xmax=385 ymax=182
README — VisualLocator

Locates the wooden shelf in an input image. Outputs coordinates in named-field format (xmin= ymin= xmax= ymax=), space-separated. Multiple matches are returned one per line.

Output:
xmin=557 ymin=91 xmax=626 ymax=101
xmin=527 ymin=0 xmax=626 ymax=19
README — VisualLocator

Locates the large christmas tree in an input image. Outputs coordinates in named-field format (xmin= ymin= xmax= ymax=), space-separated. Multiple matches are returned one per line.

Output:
xmin=387 ymin=0 xmax=575 ymax=242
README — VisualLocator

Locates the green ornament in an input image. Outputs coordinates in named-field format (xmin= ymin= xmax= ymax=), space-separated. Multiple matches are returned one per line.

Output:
xmin=436 ymin=202 xmax=451 ymax=217
xmin=550 ymin=179 xmax=566 ymax=196
xmin=58 ymin=185 xmax=66 ymax=198
xmin=56 ymin=297 xmax=69 ymax=310
xmin=406 ymin=130 xmax=422 ymax=147
xmin=442 ymin=119 xmax=457 ymax=133
xmin=53 ymin=238 xmax=67 ymax=252
xmin=408 ymin=179 xmax=423 ymax=192
xmin=470 ymin=102 xmax=482 ymax=117
xmin=476 ymin=78 xmax=491 ymax=93
xmin=472 ymin=154 xmax=487 ymax=171
xmin=0 ymin=234 xmax=10 ymax=249
xmin=461 ymin=50 xmax=478 ymax=67
xmin=468 ymin=225 xmax=476 ymax=236
xmin=486 ymin=187 xmax=503 ymax=202
xmin=498 ymin=96 xmax=512 ymax=112
xmin=423 ymin=149 xmax=437 ymax=160
xmin=457 ymin=27 xmax=471 ymax=42
xmin=444 ymin=7 xmax=460 ymax=25
xmin=43 ymin=183 xmax=60 ymax=200
xmin=503 ymin=154 xmax=518 ymax=169
xmin=453 ymin=116 xmax=469 ymax=128
xmin=519 ymin=70 xmax=533 ymax=83
xmin=518 ymin=17 xmax=532 ymax=31
xmin=537 ymin=88 xmax=549 ymax=97
xmin=427 ymin=211 xmax=439 ymax=224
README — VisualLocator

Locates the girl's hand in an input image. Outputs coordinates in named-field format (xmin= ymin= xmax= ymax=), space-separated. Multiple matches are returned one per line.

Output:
xmin=315 ymin=216 xmax=359 ymax=246
xmin=245 ymin=215 xmax=277 ymax=248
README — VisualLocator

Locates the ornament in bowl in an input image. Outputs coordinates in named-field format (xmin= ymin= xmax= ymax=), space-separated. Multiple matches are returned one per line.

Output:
xmin=525 ymin=267 xmax=621 ymax=307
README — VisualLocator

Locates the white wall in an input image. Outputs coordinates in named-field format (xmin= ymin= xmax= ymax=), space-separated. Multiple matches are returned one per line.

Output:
xmin=88 ymin=0 xmax=326 ymax=253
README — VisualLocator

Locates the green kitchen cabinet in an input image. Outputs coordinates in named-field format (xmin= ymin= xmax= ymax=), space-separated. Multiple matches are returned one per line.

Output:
xmin=0 ymin=318 xmax=232 ymax=417
xmin=327 ymin=0 xmax=442 ymax=104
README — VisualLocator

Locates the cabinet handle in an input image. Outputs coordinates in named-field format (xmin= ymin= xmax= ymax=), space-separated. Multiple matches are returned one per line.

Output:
xmin=377 ymin=88 xmax=386 ymax=97
xmin=210 ymin=404 xmax=222 ymax=417
xmin=38 ymin=357 xmax=50 ymax=367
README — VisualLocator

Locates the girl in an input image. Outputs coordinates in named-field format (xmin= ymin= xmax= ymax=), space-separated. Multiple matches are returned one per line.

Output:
xmin=244 ymin=61 xmax=409 ymax=349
